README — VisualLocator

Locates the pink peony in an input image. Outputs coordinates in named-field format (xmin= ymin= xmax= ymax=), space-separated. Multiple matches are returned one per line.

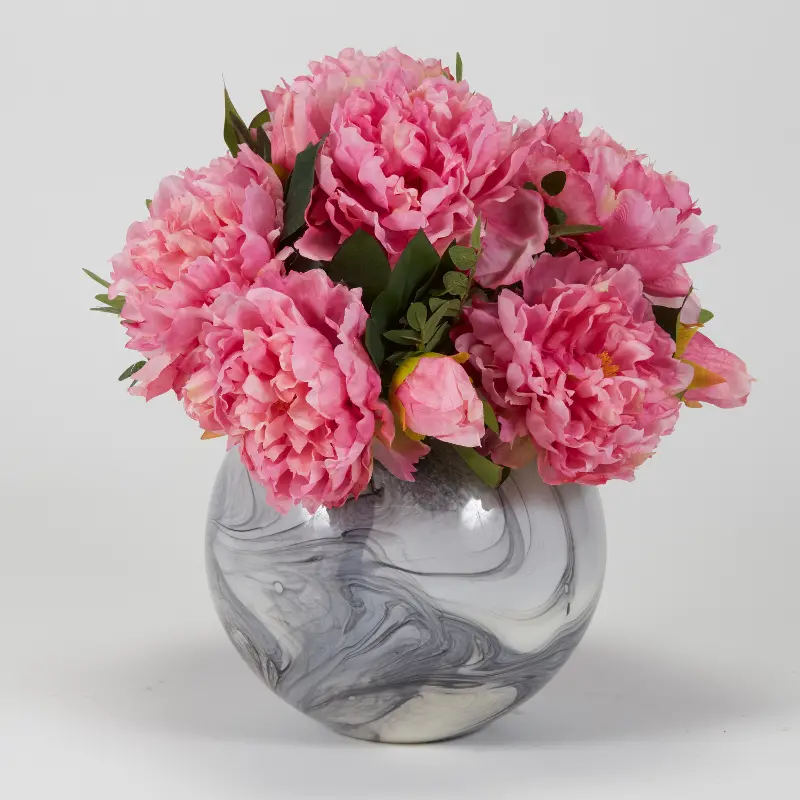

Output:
xmin=522 ymin=112 xmax=717 ymax=296
xmin=263 ymin=48 xmax=447 ymax=172
xmin=108 ymin=146 xmax=285 ymax=409
xmin=390 ymin=354 xmax=485 ymax=447
xmin=186 ymin=269 xmax=395 ymax=512
xmin=455 ymin=252 xmax=693 ymax=484
xmin=263 ymin=48 xmax=545 ymax=288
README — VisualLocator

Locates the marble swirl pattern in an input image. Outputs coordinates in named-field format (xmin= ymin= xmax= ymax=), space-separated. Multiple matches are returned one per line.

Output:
xmin=206 ymin=445 xmax=606 ymax=743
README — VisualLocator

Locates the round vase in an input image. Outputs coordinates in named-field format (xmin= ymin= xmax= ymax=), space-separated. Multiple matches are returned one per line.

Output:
xmin=206 ymin=445 xmax=606 ymax=744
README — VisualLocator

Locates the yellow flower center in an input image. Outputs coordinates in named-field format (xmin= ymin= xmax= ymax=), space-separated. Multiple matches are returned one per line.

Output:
xmin=599 ymin=351 xmax=620 ymax=378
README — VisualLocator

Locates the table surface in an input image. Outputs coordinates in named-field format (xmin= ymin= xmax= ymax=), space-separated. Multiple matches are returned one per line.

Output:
xmin=3 ymin=0 xmax=799 ymax=797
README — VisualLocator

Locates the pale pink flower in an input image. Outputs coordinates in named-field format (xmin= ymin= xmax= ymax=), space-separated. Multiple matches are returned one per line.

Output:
xmin=390 ymin=354 xmax=485 ymax=447
xmin=108 ymin=146 xmax=285 ymax=409
xmin=681 ymin=331 xmax=752 ymax=409
xmin=264 ymin=48 xmax=545 ymax=288
xmin=522 ymin=112 xmax=717 ymax=296
xmin=455 ymin=253 xmax=693 ymax=485
xmin=187 ymin=270 xmax=395 ymax=512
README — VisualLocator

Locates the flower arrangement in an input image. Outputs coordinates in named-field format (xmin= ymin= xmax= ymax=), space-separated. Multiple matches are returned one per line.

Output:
xmin=87 ymin=48 xmax=751 ymax=511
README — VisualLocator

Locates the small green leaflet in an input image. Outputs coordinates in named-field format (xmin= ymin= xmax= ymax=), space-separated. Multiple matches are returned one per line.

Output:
xmin=481 ymin=398 xmax=500 ymax=435
xmin=523 ymin=181 xmax=538 ymax=191
xmin=365 ymin=231 xmax=440 ymax=366
xmin=698 ymin=309 xmax=715 ymax=324
xmin=95 ymin=293 xmax=125 ymax=311
xmin=383 ymin=329 xmax=420 ymax=345
xmin=406 ymin=302 xmax=428 ymax=331
xmin=443 ymin=271 xmax=469 ymax=295
xmin=118 ymin=361 xmax=146 ymax=381
xmin=282 ymin=136 xmax=328 ymax=242
xmin=453 ymin=445 xmax=508 ymax=489
xmin=541 ymin=171 xmax=567 ymax=196
xmin=423 ymin=323 xmax=450 ymax=352
xmin=544 ymin=206 xmax=568 ymax=226
xmin=83 ymin=269 xmax=110 ymax=288
xmin=326 ymin=230 xmax=390 ymax=309
xmin=456 ymin=52 xmax=463 ymax=83
xmin=449 ymin=246 xmax=478 ymax=271
xmin=470 ymin=217 xmax=482 ymax=250
xmin=145 ymin=199 xmax=152 ymax=211
xmin=90 ymin=306 xmax=121 ymax=314
xmin=249 ymin=108 xmax=271 ymax=129
xmin=549 ymin=223 xmax=602 ymax=239
xmin=421 ymin=298 xmax=460 ymax=342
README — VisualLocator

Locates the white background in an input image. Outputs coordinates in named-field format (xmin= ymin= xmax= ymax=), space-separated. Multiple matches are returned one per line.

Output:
xmin=2 ymin=1 xmax=798 ymax=797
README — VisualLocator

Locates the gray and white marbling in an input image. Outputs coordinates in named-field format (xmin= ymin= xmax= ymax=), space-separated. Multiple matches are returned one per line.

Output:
xmin=206 ymin=445 xmax=606 ymax=743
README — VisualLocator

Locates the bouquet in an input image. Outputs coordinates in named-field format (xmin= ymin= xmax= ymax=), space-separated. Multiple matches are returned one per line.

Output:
xmin=87 ymin=48 xmax=751 ymax=512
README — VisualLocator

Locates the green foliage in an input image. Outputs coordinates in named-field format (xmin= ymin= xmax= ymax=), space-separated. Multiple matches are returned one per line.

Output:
xmin=541 ymin=170 xmax=567 ymax=196
xmin=698 ymin=308 xmax=715 ymax=324
xmin=453 ymin=445 xmax=508 ymax=488
xmin=481 ymin=398 xmax=500 ymax=435
xmin=456 ymin=52 xmax=463 ymax=83
xmin=365 ymin=231 xmax=440 ymax=366
xmin=118 ymin=361 xmax=146 ymax=381
xmin=282 ymin=136 xmax=327 ymax=242
xmin=449 ymin=245 xmax=478 ymax=271
xmin=406 ymin=302 xmax=428 ymax=331
xmin=652 ymin=304 xmax=681 ymax=341
xmin=326 ymin=230 xmax=390 ymax=309
xmin=83 ymin=269 xmax=110 ymax=289
xmin=223 ymin=86 xmax=271 ymax=162
xmin=544 ymin=205 xmax=568 ymax=226
xmin=548 ymin=223 xmax=603 ymax=239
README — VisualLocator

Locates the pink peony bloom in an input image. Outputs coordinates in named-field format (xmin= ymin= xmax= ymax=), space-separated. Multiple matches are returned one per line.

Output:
xmin=187 ymin=270 xmax=395 ymax=512
xmin=390 ymin=354 xmax=485 ymax=447
xmin=455 ymin=252 xmax=693 ymax=485
xmin=522 ymin=112 xmax=717 ymax=296
xmin=681 ymin=331 xmax=752 ymax=409
xmin=108 ymin=146 xmax=285 ymax=410
xmin=263 ymin=48 xmax=545 ymax=288
xmin=263 ymin=48 xmax=447 ymax=172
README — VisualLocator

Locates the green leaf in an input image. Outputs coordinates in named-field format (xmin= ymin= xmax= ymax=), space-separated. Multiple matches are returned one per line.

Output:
xmin=406 ymin=302 xmax=428 ymax=331
xmin=95 ymin=293 xmax=124 ymax=310
xmin=422 ymin=299 xmax=460 ymax=342
xmin=423 ymin=322 xmax=450 ymax=352
xmin=549 ymin=223 xmax=603 ymax=239
xmin=90 ymin=306 xmax=121 ymax=314
xmin=118 ymin=361 xmax=146 ymax=382
xmin=481 ymin=398 xmax=500 ymax=435
xmin=455 ymin=52 xmax=463 ymax=83
xmin=249 ymin=108 xmax=271 ymax=129
xmin=429 ymin=297 xmax=446 ymax=312
xmin=83 ymin=269 xmax=110 ymax=288
xmin=383 ymin=329 xmax=420 ymax=345
xmin=523 ymin=181 xmax=538 ymax=191
xmin=327 ymin=230 xmax=390 ymax=309
xmin=365 ymin=230 xmax=440 ymax=366
xmin=449 ymin=246 xmax=478 ymax=271
xmin=541 ymin=170 xmax=567 ymax=196
xmin=145 ymin=199 xmax=152 ymax=211
xmin=698 ymin=308 xmax=715 ymax=324
xmin=443 ymin=271 xmax=469 ymax=295
xmin=282 ymin=135 xmax=328 ymax=241
xmin=652 ymin=304 xmax=681 ymax=342
xmin=470 ymin=217 xmax=482 ymax=250
xmin=544 ymin=205 xmax=568 ymax=226
xmin=223 ymin=86 xmax=251 ymax=157
xmin=453 ymin=445 xmax=508 ymax=489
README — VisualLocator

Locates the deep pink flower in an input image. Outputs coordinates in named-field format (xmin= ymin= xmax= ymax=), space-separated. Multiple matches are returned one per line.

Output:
xmin=390 ymin=354 xmax=485 ymax=447
xmin=455 ymin=253 xmax=693 ymax=484
xmin=522 ymin=112 xmax=717 ymax=296
xmin=263 ymin=48 xmax=545 ymax=288
xmin=186 ymin=270 xmax=395 ymax=512
xmin=108 ymin=146 xmax=285 ymax=409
